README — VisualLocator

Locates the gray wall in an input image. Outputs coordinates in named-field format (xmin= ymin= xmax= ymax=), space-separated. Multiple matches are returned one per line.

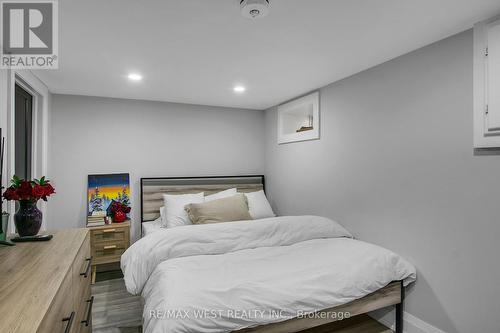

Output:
xmin=265 ymin=30 xmax=500 ymax=333
xmin=49 ymin=95 xmax=265 ymax=240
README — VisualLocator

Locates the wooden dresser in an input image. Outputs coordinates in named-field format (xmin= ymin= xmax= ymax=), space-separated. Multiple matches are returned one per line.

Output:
xmin=89 ymin=221 xmax=130 ymax=284
xmin=0 ymin=229 xmax=92 ymax=333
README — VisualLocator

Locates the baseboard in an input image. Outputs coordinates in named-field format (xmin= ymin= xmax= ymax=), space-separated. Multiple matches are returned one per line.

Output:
xmin=370 ymin=308 xmax=447 ymax=333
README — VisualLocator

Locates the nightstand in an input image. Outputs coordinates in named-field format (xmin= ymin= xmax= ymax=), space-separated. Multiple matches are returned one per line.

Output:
xmin=88 ymin=220 xmax=130 ymax=284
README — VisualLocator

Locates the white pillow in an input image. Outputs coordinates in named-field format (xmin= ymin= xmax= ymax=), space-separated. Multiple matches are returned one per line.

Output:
xmin=159 ymin=206 xmax=166 ymax=224
xmin=205 ymin=188 xmax=237 ymax=202
xmin=162 ymin=192 xmax=204 ymax=228
xmin=245 ymin=190 xmax=275 ymax=219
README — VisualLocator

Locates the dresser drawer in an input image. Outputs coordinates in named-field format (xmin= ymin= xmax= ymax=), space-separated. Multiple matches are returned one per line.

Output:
xmin=91 ymin=226 xmax=128 ymax=244
xmin=37 ymin=269 xmax=75 ymax=333
xmin=72 ymin=233 xmax=91 ymax=314
xmin=92 ymin=241 xmax=128 ymax=265
xmin=74 ymin=285 xmax=92 ymax=333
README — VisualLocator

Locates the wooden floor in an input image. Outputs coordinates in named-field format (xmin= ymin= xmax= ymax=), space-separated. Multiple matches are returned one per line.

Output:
xmin=92 ymin=278 xmax=142 ymax=333
xmin=91 ymin=277 xmax=392 ymax=333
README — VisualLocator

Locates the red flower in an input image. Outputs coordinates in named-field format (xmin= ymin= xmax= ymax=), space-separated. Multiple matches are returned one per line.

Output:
xmin=110 ymin=201 xmax=120 ymax=213
xmin=109 ymin=201 xmax=130 ymax=215
xmin=3 ymin=187 xmax=19 ymax=201
xmin=2 ymin=176 xmax=56 ymax=203
xmin=43 ymin=184 xmax=55 ymax=196
xmin=17 ymin=181 xmax=33 ymax=200
xmin=33 ymin=185 xmax=46 ymax=197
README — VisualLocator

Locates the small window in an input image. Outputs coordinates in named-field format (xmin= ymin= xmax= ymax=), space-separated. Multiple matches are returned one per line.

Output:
xmin=277 ymin=92 xmax=320 ymax=144
xmin=14 ymin=84 xmax=33 ymax=179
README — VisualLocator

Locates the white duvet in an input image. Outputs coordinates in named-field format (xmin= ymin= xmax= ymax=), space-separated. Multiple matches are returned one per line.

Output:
xmin=121 ymin=216 xmax=416 ymax=333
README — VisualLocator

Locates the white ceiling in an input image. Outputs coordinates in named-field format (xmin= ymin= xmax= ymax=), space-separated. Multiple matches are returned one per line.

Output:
xmin=34 ymin=0 xmax=500 ymax=110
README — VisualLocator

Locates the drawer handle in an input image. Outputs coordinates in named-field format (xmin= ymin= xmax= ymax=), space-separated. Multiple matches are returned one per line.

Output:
xmin=80 ymin=256 xmax=92 ymax=278
xmin=62 ymin=311 xmax=75 ymax=333
xmin=103 ymin=245 xmax=117 ymax=250
xmin=103 ymin=228 xmax=116 ymax=233
xmin=81 ymin=296 xmax=94 ymax=327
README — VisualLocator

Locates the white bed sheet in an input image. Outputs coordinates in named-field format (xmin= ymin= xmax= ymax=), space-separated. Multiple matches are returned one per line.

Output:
xmin=122 ymin=216 xmax=416 ymax=333
xmin=142 ymin=218 xmax=164 ymax=237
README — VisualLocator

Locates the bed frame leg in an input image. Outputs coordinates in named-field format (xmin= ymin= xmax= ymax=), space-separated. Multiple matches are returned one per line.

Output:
xmin=395 ymin=303 xmax=403 ymax=333
xmin=395 ymin=281 xmax=405 ymax=333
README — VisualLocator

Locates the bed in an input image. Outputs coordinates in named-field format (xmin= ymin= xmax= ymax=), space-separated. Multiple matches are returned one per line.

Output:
xmin=122 ymin=175 xmax=416 ymax=333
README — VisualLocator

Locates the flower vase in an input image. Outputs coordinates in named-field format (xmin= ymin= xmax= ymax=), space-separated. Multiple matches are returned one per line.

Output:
xmin=113 ymin=211 xmax=126 ymax=223
xmin=14 ymin=201 xmax=42 ymax=237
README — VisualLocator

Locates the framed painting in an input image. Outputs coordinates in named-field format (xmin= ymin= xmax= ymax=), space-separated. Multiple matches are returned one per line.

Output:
xmin=87 ymin=173 xmax=130 ymax=217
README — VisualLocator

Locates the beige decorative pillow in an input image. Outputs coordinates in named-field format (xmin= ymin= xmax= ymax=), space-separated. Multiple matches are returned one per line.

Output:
xmin=185 ymin=194 xmax=252 ymax=225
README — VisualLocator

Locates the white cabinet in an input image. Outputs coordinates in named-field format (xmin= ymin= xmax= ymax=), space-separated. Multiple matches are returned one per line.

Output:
xmin=474 ymin=16 xmax=500 ymax=148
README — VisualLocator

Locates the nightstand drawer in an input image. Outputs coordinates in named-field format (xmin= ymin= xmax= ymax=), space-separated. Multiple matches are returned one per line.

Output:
xmin=92 ymin=241 xmax=127 ymax=264
xmin=91 ymin=227 xmax=128 ymax=243
xmin=88 ymin=221 xmax=131 ymax=284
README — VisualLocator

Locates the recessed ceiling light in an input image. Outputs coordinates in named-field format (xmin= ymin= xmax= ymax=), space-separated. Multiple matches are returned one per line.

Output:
xmin=127 ymin=73 xmax=143 ymax=81
xmin=233 ymin=85 xmax=246 ymax=93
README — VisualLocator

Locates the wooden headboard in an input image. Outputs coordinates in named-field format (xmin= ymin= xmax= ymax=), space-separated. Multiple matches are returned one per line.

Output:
xmin=140 ymin=175 xmax=265 ymax=223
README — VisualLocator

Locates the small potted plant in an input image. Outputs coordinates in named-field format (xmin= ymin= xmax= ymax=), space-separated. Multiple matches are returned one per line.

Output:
xmin=2 ymin=176 xmax=55 ymax=237
xmin=108 ymin=200 xmax=131 ymax=223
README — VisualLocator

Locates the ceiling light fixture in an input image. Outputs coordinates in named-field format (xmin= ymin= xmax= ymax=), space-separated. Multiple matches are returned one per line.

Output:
xmin=127 ymin=73 xmax=143 ymax=81
xmin=233 ymin=85 xmax=246 ymax=93
xmin=240 ymin=0 xmax=270 ymax=19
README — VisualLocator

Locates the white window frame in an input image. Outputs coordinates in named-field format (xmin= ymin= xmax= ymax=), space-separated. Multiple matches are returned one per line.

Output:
xmin=277 ymin=91 xmax=320 ymax=144
xmin=4 ymin=70 xmax=50 ymax=231
xmin=474 ymin=15 xmax=500 ymax=148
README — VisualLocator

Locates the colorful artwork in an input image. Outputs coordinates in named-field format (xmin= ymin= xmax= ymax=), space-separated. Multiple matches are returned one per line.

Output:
xmin=87 ymin=173 xmax=130 ymax=217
